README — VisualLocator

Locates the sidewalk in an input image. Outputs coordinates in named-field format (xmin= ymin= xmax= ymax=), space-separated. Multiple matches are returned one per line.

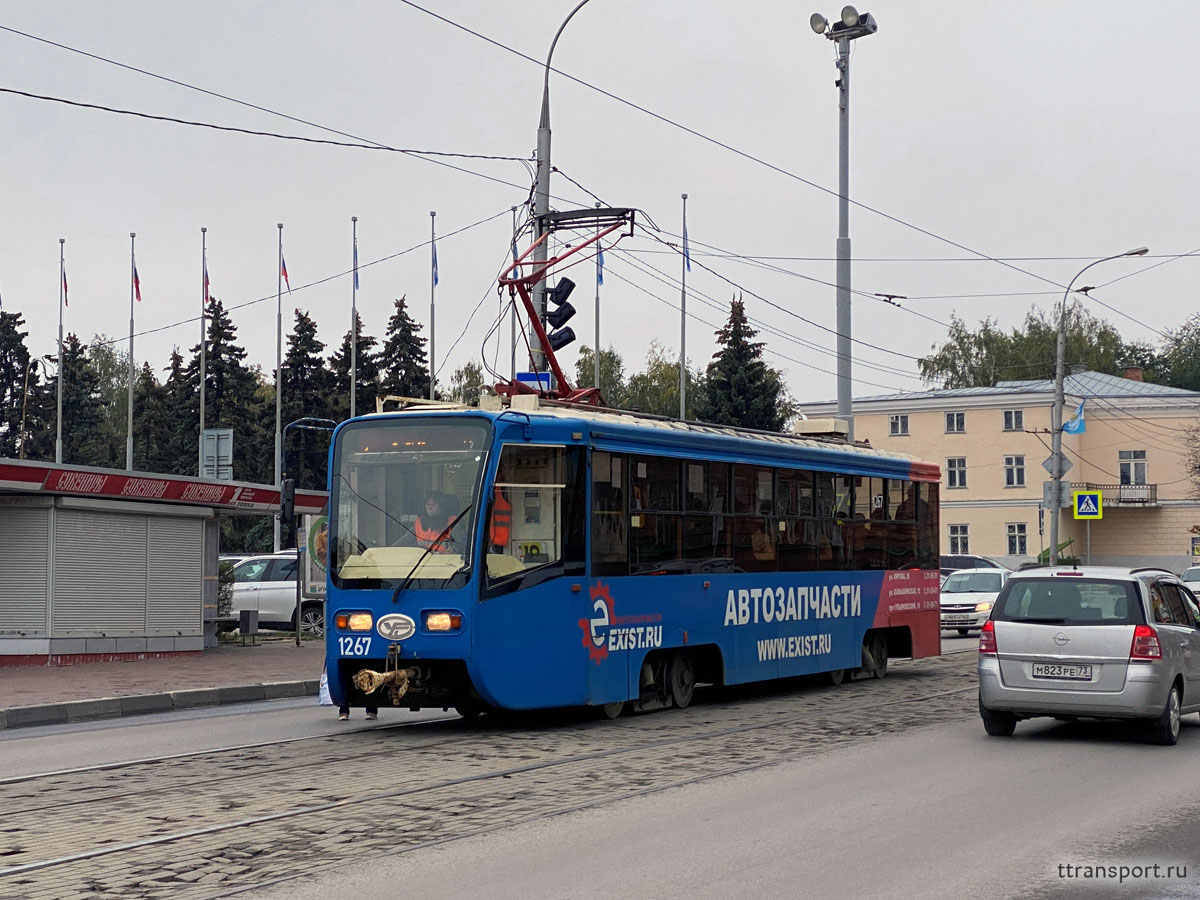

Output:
xmin=1 ymin=636 xmax=326 ymax=729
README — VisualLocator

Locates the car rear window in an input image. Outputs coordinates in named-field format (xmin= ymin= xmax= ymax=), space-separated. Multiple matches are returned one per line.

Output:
xmin=992 ymin=577 xmax=1142 ymax=625
xmin=943 ymin=571 xmax=1003 ymax=593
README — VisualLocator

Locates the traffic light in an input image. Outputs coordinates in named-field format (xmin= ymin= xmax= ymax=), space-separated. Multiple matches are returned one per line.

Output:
xmin=280 ymin=478 xmax=295 ymax=525
xmin=547 ymin=301 xmax=576 ymax=329
xmin=549 ymin=327 xmax=576 ymax=351
xmin=546 ymin=277 xmax=575 ymax=307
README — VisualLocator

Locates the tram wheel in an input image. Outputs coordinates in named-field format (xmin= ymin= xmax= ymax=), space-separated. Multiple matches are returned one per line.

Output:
xmin=667 ymin=653 xmax=696 ymax=709
xmin=600 ymin=701 xmax=627 ymax=720
xmin=871 ymin=634 xmax=888 ymax=679
xmin=827 ymin=668 xmax=846 ymax=686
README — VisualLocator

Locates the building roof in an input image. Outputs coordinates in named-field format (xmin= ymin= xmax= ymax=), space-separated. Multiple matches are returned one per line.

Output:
xmin=845 ymin=370 xmax=1200 ymax=404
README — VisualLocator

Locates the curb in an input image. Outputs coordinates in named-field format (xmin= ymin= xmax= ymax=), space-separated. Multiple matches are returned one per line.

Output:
xmin=0 ymin=679 xmax=320 ymax=730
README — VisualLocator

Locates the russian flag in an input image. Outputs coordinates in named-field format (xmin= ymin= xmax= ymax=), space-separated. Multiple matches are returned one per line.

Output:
xmin=62 ymin=269 xmax=69 ymax=307
xmin=203 ymin=260 xmax=211 ymax=304
xmin=133 ymin=263 xmax=142 ymax=302
xmin=281 ymin=254 xmax=292 ymax=293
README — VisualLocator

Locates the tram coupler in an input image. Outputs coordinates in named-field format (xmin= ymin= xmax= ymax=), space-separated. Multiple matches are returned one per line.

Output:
xmin=353 ymin=643 xmax=418 ymax=705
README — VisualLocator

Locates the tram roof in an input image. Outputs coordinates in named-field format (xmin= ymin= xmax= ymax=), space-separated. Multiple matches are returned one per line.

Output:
xmin=354 ymin=401 xmax=940 ymax=482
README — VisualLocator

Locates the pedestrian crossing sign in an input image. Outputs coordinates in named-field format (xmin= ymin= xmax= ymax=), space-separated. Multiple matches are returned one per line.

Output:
xmin=1073 ymin=490 xmax=1103 ymax=520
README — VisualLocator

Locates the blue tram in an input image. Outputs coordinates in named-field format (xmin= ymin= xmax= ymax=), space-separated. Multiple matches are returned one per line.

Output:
xmin=324 ymin=399 xmax=941 ymax=717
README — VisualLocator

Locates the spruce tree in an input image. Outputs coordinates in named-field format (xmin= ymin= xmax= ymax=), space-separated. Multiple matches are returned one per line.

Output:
xmin=59 ymin=334 xmax=106 ymax=464
xmin=282 ymin=309 xmax=335 ymax=490
xmin=694 ymin=298 xmax=786 ymax=431
xmin=0 ymin=310 xmax=35 ymax=458
xmin=158 ymin=349 xmax=196 ymax=474
xmin=328 ymin=310 xmax=380 ymax=419
xmin=377 ymin=295 xmax=431 ymax=399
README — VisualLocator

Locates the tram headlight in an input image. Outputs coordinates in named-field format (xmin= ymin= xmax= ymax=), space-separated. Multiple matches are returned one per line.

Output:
xmin=335 ymin=612 xmax=374 ymax=632
xmin=425 ymin=612 xmax=463 ymax=632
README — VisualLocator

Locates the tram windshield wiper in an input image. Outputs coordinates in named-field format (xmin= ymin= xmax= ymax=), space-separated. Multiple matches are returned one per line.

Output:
xmin=391 ymin=503 xmax=474 ymax=603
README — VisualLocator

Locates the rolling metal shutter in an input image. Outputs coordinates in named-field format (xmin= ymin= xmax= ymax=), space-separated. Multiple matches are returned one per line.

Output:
xmin=54 ymin=509 xmax=148 ymax=636
xmin=0 ymin=507 xmax=51 ymax=634
xmin=148 ymin=515 xmax=202 ymax=635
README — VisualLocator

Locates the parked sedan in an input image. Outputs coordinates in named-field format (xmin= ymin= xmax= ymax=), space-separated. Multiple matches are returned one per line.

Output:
xmin=940 ymin=568 xmax=1009 ymax=634
xmin=1180 ymin=566 xmax=1200 ymax=585
xmin=978 ymin=566 xmax=1200 ymax=745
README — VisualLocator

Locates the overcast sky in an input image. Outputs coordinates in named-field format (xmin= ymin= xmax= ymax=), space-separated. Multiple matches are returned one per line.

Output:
xmin=3 ymin=1 xmax=1197 ymax=405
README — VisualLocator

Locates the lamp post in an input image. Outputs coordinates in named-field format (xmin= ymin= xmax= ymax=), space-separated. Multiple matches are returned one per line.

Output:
xmin=1048 ymin=246 xmax=1148 ymax=564
xmin=810 ymin=5 xmax=876 ymax=442
xmin=531 ymin=0 xmax=593 ymax=375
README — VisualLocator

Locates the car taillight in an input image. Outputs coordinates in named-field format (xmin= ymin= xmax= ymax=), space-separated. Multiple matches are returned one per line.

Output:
xmin=979 ymin=620 xmax=997 ymax=655
xmin=1130 ymin=624 xmax=1161 ymax=661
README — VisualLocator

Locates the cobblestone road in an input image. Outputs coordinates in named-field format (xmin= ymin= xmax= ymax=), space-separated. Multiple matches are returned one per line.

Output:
xmin=0 ymin=652 xmax=978 ymax=900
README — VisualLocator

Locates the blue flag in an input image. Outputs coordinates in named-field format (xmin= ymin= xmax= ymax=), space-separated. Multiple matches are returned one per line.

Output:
xmin=682 ymin=221 xmax=691 ymax=272
xmin=353 ymin=240 xmax=359 ymax=290
xmin=1063 ymin=399 xmax=1086 ymax=434
xmin=596 ymin=245 xmax=604 ymax=286
xmin=432 ymin=240 xmax=439 ymax=287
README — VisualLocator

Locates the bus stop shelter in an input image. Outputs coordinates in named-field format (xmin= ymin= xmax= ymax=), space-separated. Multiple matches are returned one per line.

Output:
xmin=0 ymin=458 xmax=326 ymax=666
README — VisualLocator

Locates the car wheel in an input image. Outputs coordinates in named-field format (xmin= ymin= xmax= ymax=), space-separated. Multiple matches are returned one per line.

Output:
xmin=827 ymin=668 xmax=846 ymax=686
xmin=979 ymin=700 xmax=1017 ymax=737
xmin=298 ymin=604 xmax=324 ymax=637
xmin=1147 ymin=684 xmax=1182 ymax=746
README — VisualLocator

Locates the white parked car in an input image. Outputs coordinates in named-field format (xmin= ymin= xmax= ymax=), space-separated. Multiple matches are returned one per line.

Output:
xmin=941 ymin=568 xmax=1010 ymax=634
xmin=229 ymin=550 xmax=324 ymax=635
xmin=1180 ymin=566 xmax=1200 ymax=585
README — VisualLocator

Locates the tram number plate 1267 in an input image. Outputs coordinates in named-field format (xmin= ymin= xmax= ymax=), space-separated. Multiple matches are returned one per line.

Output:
xmin=338 ymin=636 xmax=373 ymax=656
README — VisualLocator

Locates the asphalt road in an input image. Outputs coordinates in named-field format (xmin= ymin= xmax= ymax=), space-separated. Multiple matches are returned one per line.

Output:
xmin=258 ymin=713 xmax=1200 ymax=900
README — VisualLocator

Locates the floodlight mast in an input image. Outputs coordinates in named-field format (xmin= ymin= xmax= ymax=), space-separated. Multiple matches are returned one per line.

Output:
xmin=498 ymin=207 xmax=635 ymax=406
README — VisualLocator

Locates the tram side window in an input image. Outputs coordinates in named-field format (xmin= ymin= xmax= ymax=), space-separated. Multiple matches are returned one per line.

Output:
xmin=778 ymin=469 xmax=819 ymax=572
xmin=630 ymin=455 xmax=683 ymax=574
xmin=683 ymin=461 xmax=733 ymax=574
xmin=815 ymin=472 xmax=853 ymax=571
xmin=485 ymin=444 xmax=585 ymax=590
xmin=591 ymin=451 xmax=628 ymax=577
xmin=916 ymin=482 xmax=939 ymax=568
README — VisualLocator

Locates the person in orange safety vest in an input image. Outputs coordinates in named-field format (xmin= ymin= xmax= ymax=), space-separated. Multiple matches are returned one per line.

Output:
xmin=490 ymin=481 xmax=512 ymax=552
xmin=415 ymin=492 xmax=453 ymax=552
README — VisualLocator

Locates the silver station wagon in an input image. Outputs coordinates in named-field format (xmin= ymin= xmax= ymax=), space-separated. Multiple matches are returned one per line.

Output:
xmin=978 ymin=566 xmax=1200 ymax=745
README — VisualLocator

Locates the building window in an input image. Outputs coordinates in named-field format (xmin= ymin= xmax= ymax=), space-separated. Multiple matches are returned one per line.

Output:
xmin=1004 ymin=455 xmax=1026 ymax=488
xmin=947 ymin=457 xmax=967 ymax=489
xmin=949 ymin=524 xmax=969 ymax=554
xmin=1003 ymin=409 xmax=1024 ymax=432
xmin=889 ymin=414 xmax=909 ymax=436
xmin=1007 ymin=523 xmax=1027 ymax=556
xmin=945 ymin=412 xmax=965 ymax=433
xmin=1119 ymin=450 xmax=1147 ymax=485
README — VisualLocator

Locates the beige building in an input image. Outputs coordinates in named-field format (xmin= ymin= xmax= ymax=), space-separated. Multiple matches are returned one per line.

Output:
xmin=795 ymin=369 xmax=1200 ymax=571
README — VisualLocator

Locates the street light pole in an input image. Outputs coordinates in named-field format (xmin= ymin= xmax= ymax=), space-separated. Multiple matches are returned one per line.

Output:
xmin=812 ymin=8 xmax=876 ymax=442
xmin=1048 ymin=246 xmax=1148 ymax=564
xmin=532 ymin=0 xmax=593 ymax=376
xmin=811 ymin=6 xmax=876 ymax=443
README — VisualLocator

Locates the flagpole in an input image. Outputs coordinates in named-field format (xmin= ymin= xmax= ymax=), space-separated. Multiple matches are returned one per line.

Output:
xmin=429 ymin=210 xmax=436 ymax=401
xmin=679 ymin=193 xmax=688 ymax=420
xmin=126 ymin=232 xmax=136 ymax=470
xmin=274 ymin=223 xmax=283 ymax=554
xmin=199 ymin=227 xmax=207 ymax=476
xmin=510 ymin=206 xmax=519 ymax=382
xmin=594 ymin=201 xmax=601 ymax=393
xmin=56 ymin=238 xmax=65 ymax=464
xmin=350 ymin=216 xmax=358 ymax=418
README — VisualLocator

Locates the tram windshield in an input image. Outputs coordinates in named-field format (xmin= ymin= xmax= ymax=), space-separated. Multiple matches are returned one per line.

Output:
xmin=330 ymin=418 xmax=490 ymax=588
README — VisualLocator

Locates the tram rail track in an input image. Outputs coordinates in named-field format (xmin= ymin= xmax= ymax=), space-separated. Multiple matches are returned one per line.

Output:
xmin=0 ymin=653 xmax=979 ymax=900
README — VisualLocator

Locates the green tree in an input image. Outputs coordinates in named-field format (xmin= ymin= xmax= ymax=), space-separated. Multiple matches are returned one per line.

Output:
xmin=59 ymin=334 xmax=106 ymax=465
xmin=377 ymin=295 xmax=431 ymax=399
xmin=918 ymin=304 xmax=1129 ymax=388
xmin=85 ymin=335 xmax=130 ymax=469
xmin=131 ymin=361 xmax=170 ymax=472
xmin=0 ymin=311 xmax=35 ymax=457
xmin=328 ymin=311 xmax=380 ymax=419
xmin=574 ymin=345 xmax=629 ymax=407
xmin=447 ymin=360 xmax=488 ymax=405
xmin=623 ymin=340 xmax=702 ymax=418
xmin=158 ymin=348 xmax=197 ymax=474
xmin=1148 ymin=314 xmax=1200 ymax=391
xmin=282 ymin=309 xmax=336 ymax=491
xmin=694 ymin=299 xmax=787 ymax=431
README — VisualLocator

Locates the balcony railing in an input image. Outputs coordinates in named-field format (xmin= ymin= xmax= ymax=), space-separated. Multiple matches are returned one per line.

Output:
xmin=1071 ymin=482 xmax=1158 ymax=506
